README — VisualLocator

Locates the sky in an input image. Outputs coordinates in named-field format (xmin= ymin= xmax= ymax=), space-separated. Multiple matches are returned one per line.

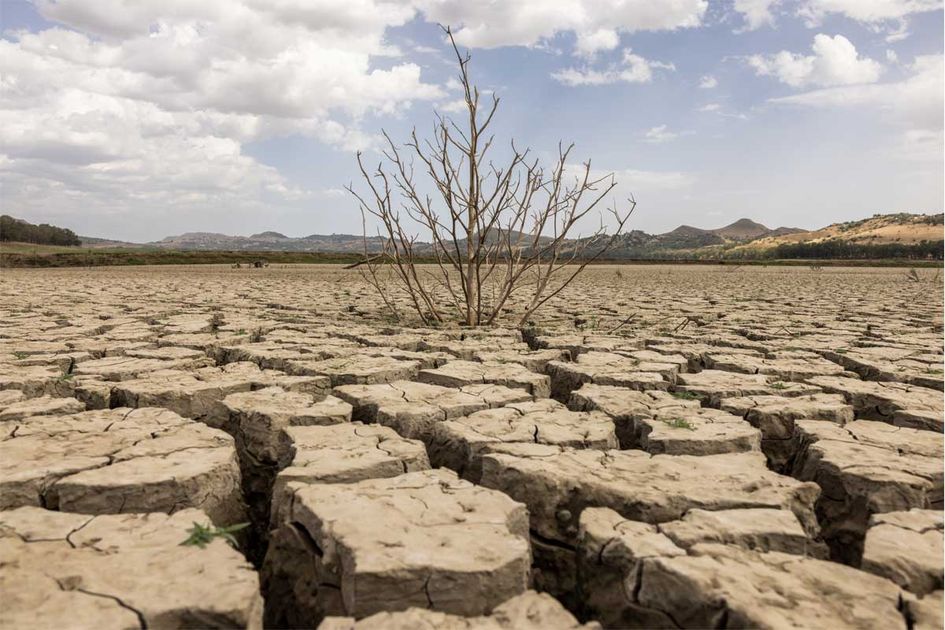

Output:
xmin=0 ymin=0 xmax=942 ymax=242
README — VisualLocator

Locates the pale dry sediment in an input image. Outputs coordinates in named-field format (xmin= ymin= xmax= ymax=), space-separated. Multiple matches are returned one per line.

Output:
xmin=0 ymin=263 xmax=941 ymax=629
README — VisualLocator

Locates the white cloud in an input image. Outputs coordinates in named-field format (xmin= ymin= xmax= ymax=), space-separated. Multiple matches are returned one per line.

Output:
xmin=796 ymin=1 xmax=943 ymax=42
xmin=552 ymin=49 xmax=675 ymax=86
xmin=437 ymin=98 xmax=468 ymax=113
xmin=643 ymin=125 xmax=680 ymax=143
xmin=730 ymin=1 xmax=940 ymax=38
xmin=797 ymin=0 xmax=942 ymax=25
xmin=748 ymin=34 xmax=883 ymax=87
xmin=699 ymin=74 xmax=719 ymax=88
xmin=574 ymin=29 xmax=620 ymax=59
xmin=770 ymin=54 xmax=943 ymax=161
xmin=770 ymin=54 xmax=942 ymax=129
xmin=882 ymin=19 xmax=912 ymax=42
xmin=699 ymin=103 xmax=722 ymax=112
xmin=0 ymin=0 xmax=445 ymax=230
xmin=733 ymin=0 xmax=782 ymax=30
xmin=414 ymin=0 xmax=707 ymax=52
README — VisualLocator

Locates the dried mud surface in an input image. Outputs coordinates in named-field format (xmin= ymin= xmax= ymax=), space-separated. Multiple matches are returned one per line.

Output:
xmin=1 ymin=263 xmax=942 ymax=629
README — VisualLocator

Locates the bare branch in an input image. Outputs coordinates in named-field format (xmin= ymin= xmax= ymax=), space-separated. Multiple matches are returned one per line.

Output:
xmin=345 ymin=25 xmax=636 ymax=328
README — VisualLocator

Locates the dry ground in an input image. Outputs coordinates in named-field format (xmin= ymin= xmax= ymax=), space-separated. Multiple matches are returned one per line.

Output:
xmin=0 ymin=264 xmax=942 ymax=629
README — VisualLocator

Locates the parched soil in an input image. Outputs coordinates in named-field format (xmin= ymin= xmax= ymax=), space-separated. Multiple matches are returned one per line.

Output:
xmin=1 ymin=263 xmax=942 ymax=629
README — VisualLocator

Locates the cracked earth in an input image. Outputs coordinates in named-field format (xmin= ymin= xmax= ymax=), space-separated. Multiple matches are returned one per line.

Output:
xmin=0 ymin=264 xmax=942 ymax=629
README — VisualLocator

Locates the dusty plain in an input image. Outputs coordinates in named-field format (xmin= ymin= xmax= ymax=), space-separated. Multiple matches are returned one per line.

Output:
xmin=0 ymin=263 xmax=942 ymax=629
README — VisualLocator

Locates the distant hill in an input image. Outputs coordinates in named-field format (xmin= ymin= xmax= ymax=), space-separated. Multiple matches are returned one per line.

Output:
xmin=152 ymin=231 xmax=389 ymax=253
xmin=80 ymin=235 xmax=141 ymax=248
xmin=43 ymin=211 xmax=943 ymax=261
xmin=142 ymin=218 xmax=810 ymax=256
xmin=733 ymin=213 xmax=943 ymax=249
xmin=711 ymin=218 xmax=803 ymax=241
xmin=575 ymin=217 xmax=808 ymax=258
xmin=655 ymin=225 xmax=725 ymax=248
xmin=724 ymin=212 xmax=943 ymax=260
xmin=0 ymin=215 xmax=80 ymax=246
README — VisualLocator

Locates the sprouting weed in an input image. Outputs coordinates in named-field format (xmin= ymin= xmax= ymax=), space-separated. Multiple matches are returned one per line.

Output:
xmin=770 ymin=381 xmax=787 ymax=390
xmin=13 ymin=351 xmax=28 ymax=360
xmin=56 ymin=360 xmax=75 ymax=381
xmin=180 ymin=522 xmax=249 ymax=549
xmin=671 ymin=391 xmax=701 ymax=401
xmin=660 ymin=418 xmax=695 ymax=431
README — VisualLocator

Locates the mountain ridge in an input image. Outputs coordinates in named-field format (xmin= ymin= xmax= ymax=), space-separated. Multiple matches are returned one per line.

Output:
xmin=128 ymin=217 xmax=808 ymax=253
xmin=55 ymin=211 xmax=942 ymax=259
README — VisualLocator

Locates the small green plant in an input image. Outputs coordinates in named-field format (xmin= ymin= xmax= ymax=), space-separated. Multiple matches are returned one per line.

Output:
xmin=57 ymin=358 xmax=76 ymax=381
xmin=834 ymin=348 xmax=848 ymax=354
xmin=660 ymin=418 xmax=696 ymax=431
xmin=249 ymin=328 xmax=265 ymax=343
xmin=180 ymin=522 xmax=248 ymax=549
xmin=235 ymin=329 xmax=247 ymax=336
xmin=770 ymin=381 xmax=787 ymax=390
xmin=671 ymin=391 xmax=701 ymax=401
xmin=12 ymin=351 xmax=28 ymax=360
xmin=926 ymin=367 xmax=943 ymax=375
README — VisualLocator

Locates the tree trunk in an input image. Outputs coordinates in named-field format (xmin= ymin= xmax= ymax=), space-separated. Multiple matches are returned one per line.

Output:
xmin=465 ymin=95 xmax=479 ymax=326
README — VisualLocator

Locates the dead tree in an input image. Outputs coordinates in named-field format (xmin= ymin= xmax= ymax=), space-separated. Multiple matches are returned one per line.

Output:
xmin=347 ymin=26 xmax=634 ymax=327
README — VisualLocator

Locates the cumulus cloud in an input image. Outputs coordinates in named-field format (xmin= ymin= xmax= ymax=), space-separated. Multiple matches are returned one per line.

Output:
xmin=552 ymin=49 xmax=675 ymax=86
xmin=0 ymin=0 xmax=446 ymax=234
xmin=733 ymin=0 xmax=782 ymax=30
xmin=414 ymin=0 xmax=707 ymax=52
xmin=747 ymin=34 xmax=883 ymax=87
xmin=574 ymin=28 xmax=620 ymax=58
xmin=770 ymin=54 xmax=942 ymax=127
xmin=770 ymin=54 xmax=943 ymax=159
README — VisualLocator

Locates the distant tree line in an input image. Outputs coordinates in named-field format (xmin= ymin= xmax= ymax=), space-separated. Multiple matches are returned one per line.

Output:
xmin=0 ymin=215 xmax=81 ymax=246
xmin=731 ymin=240 xmax=943 ymax=261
